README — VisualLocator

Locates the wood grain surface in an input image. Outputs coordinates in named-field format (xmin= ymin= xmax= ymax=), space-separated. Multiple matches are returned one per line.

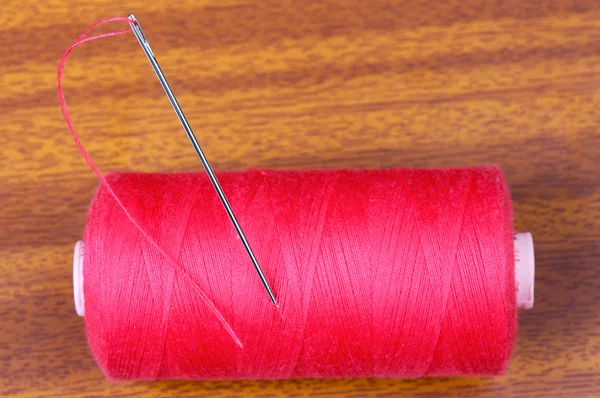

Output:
xmin=2 ymin=0 xmax=600 ymax=396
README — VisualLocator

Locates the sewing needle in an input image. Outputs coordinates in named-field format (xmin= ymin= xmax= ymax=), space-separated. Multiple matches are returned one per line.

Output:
xmin=127 ymin=14 xmax=277 ymax=306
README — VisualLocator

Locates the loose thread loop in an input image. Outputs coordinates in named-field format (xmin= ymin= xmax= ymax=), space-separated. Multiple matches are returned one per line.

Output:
xmin=57 ymin=17 xmax=242 ymax=347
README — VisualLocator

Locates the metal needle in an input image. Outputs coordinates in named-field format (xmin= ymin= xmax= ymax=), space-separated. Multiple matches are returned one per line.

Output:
xmin=127 ymin=14 xmax=277 ymax=306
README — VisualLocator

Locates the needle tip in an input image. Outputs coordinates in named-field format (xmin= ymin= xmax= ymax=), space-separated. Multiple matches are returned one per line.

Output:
xmin=268 ymin=292 xmax=278 ymax=307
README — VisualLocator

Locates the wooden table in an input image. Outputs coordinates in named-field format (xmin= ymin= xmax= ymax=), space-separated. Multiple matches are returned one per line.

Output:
xmin=2 ymin=0 xmax=599 ymax=396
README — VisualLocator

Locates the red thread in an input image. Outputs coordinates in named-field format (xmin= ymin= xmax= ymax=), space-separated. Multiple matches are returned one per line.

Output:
xmin=58 ymin=17 xmax=241 ymax=347
xmin=83 ymin=168 xmax=517 ymax=380
xmin=60 ymin=18 xmax=517 ymax=380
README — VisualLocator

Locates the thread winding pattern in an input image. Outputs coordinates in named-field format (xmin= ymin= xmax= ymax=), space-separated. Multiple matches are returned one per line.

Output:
xmin=84 ymin=169 xmax=516 ymax=380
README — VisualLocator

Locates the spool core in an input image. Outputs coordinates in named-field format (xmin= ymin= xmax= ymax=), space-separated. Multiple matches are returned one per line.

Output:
xmin=72 ymin=233 xmax=535 ymax=317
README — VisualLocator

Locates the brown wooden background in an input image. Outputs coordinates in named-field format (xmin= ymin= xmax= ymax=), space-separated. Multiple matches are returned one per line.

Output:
xmin=2 ymin=0 xmax=600 ymax=396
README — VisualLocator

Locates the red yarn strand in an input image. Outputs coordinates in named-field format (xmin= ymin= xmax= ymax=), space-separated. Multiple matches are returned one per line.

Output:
xmin=57 ymin=17 xmax=241 ymax=347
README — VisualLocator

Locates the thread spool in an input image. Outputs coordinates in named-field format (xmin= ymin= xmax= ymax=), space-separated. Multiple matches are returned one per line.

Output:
xmin=72 ymin=168 xmax=534 ymax=380
xmin=58 ymin=17 xmax=535 ymax=381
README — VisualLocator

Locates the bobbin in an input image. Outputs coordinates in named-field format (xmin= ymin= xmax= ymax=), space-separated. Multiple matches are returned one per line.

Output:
xmin=72 ymin=232 xmax=535 ymax=317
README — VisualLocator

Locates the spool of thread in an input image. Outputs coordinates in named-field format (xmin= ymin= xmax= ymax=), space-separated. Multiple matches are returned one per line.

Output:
xmin=72 ymin=167 xmax=534 ymax=380
xmin=57 ymin=17 xmax=535 ymax=381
